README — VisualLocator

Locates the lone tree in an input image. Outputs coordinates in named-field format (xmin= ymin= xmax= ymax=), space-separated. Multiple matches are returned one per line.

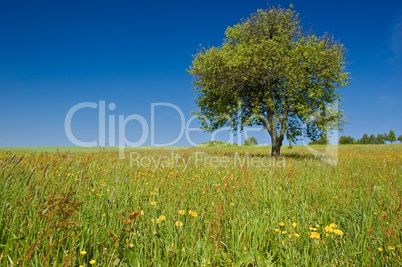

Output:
xmin=188 ymin=5 xmax=350 ymax=156
xmin=398 ymin=135 xmax=402 ymax=143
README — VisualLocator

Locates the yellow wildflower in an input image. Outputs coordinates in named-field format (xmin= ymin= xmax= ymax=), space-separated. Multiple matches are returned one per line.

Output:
xmin=150 ymin=201 xmax=156 ymax=205
xmin=334 ymin=229 xmax=343 ymax=236
xmin=179 ymin=210 xmax=186 ymax=215
xmin=279 ymin=222 xmax=285 ymax=227
xmin=129 ymin=243 xmax=134 ymax=248
xmin=282 ymin=231 xmax=286 ymax=234
xmin=294 ymin=233 xmax=300 ymax=238
xmin=378 ymin=247 xmax=383 ymax=252
xmin=310 ymin=232 xmax=320 ymax=239
xmin=89 ymin=260 xmax=96 ymax=265
xmin=189 ymin=210 xmax=198 ymax=217
xmin=325 ymin=226 xmax=334 ymax=232
xmin=292 ymin=223 xmax=297 ymax=227
xmin=175 ymin=221 xmax=183 ymax=227
xmin=388 ymin=246 xmax=394 ymax=250
xmin=275 ymin=229 xmax=280 ymax=232
xmin=330 ymin=223 xmax=337 ymax=228
xmin=80 ymin=251 xmax=87 ymax=255
xmin=159 ymin=215 xmax=166 ymax=221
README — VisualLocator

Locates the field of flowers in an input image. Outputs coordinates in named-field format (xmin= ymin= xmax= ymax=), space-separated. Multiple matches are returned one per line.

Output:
xmin=0 ymin=144 xmax=401 ymax=266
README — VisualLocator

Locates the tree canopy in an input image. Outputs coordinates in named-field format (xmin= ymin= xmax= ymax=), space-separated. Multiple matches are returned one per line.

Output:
xmin=188 ymin=5 xmax=350 ymax=156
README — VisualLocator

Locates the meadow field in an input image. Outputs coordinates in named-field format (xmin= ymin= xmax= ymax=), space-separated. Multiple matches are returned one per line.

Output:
xmin=0 ymin=144 xmax=401 ymax=266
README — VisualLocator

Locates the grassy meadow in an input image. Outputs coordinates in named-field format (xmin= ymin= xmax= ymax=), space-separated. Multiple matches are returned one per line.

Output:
xmin=0 ymin=144 xmax=401 ymax=266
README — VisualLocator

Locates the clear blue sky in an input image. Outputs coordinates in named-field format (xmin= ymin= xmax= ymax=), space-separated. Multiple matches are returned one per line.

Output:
xmin=1 ymin=0 xmax=401 ymax=147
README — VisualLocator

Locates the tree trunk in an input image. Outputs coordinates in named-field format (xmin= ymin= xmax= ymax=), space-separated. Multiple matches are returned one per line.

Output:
xmin=270 ymin=132 xmax=282 ymax=157
xmin=265 ymin=113 xmax=284 ymax=157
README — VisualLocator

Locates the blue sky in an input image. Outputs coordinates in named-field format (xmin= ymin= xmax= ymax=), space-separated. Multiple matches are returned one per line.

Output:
xmin=0 ymin=0 xmax=401 ymax=147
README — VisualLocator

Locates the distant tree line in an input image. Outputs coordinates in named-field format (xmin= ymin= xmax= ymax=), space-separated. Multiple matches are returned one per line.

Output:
xmin=339 ymin=130 xmax=401 ymax=145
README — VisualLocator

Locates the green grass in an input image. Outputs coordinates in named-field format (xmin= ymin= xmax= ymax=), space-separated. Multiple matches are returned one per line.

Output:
xmin=0 ymin=145 xmax=401 ymax=265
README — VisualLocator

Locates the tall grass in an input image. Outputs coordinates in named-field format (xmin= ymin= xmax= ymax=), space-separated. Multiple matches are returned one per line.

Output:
xmin=0 ymin=145 xmax=401 ymax=265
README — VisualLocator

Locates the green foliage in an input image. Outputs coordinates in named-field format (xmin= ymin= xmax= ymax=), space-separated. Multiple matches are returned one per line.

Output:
xmin=338 ymin=135 xmax=355 ymax=144
xmin=188 ymin=5 xmax=350 ymax=156
xmin=309 ymin=133 xmax=329 ymax=145
xmin=368 ymin=134 xmax=378 ymax=144
xmin=387 ymin=130 xmax=396 ymax=144
xmin=244 ymin=136 xmax=257 ymax=146
xmin=355 ymin=131 xmax=399 ymax=145
xmin=376 ymin=133 xmax=387 ymax=144
xmin=398 ymin=135 xmax=402 ymax=143
xmin=357 ymin=134 xmax=381 ymax=145
xmin=357 ymin=134 xmax=369 ymax=144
